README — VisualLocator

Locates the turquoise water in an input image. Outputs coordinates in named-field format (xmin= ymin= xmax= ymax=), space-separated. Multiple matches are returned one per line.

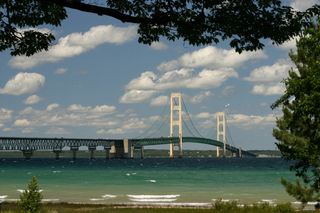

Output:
xmin=0 ymin=158 xmax=295 ymax=204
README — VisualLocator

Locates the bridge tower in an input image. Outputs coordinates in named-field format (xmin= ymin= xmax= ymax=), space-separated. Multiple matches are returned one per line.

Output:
xmin=216 ymin=112 xmax=227 ymax=157
xmin=170 ymin=93 xmax=183 ymax=158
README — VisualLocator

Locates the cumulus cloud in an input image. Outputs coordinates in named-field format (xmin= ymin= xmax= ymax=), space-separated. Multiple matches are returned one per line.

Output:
xmin=46 ymin=103 xmax=60 ymax=111
xmin=10 ymin=25 xmax=137 ymax=69
xmin=188 ymin=91 xmax=212 ymax=104
xmin=150 ymin=95 xmax=169 ymax=106
xmin=227 ymin=113 xmax=276 ymax=127
xmin=245 ymin=60 xmax=292 ymax=95
xmin=14 ymin=119 xmax=30 ymax=127
xmin=252 ymin=84 xmax=285 ymax=96
xmin=24 ymin=95 xmax=41 ymax=105
xmin=55 ymin=68 xmax=67 ymax=75
xmin=150 ymin=41 xmax=168 ymax=50
xmin=290 ymin=0 xmax=317 ymax=11
xmin=46 ymin=127 xmax=69 ymax=135
xmin=157 ymin=46 xmax=266 ymax=71
xmin=196 ymin=112 xmax=214 ymax=119
xmin=120 ymin=90 xmax=156 ymax=103
xmin=0 ymin=108 xmax=13 ymax=121
xmin=0 ymin=72 xmax=45 ymax=95
xmin=122 ymin=68 xmax=237 ymax=103
xmin=277 ymin=36 xmax=299 ymax=50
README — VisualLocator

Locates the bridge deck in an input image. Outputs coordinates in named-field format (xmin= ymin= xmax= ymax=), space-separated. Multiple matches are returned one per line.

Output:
xmin=0 ymin=136 xmax=256 ymax=157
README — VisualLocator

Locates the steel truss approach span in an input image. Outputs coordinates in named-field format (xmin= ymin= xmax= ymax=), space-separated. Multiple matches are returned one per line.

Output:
xmin=0 ymin=136 xmax=256 ymax=157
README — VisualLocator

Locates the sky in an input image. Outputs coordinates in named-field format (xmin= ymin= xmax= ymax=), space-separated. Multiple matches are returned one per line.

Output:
xmin=0 ymin=0 xmax=318 ymax=151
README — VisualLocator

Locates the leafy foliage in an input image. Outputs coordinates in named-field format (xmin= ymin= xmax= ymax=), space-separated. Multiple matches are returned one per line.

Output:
xmin=272 ymin=21 xmax=320 ymax=206
xmin=1 ymin=0 xmax=320 ymax=56
xmin=19 ymin=176 xmax=43 ymax=213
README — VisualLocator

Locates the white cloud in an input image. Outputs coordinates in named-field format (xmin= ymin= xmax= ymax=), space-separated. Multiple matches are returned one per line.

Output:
xmin=3 ymin=128 xmax=12 ymax=132
xmin=10 ymin=25 xmax=137 ymax=69
xmin=67 ymin=104 xmax=116 ymax=115
xmin=14 ymin=119 xmax=30 ymax=127
xmin=120 ymin=90 xmax=156 ymax=103
xmin=277 ymin=36 xmax=299 ymax=50
xmin=0 ymin=108 xmax=13 ymax=121
xmin=0 ymin=72 xmax=45 ymax=95
xmin=0 ymin=123 xmax=3 ymax=129
xmin=150 ymin=95 xmax=169 ymax=106
xmin=127 ymin=68 xmax=238 ymax=91
xmin=24 ymin=95 xmax=41 ymax=105
xmin=290 ymin=0 xmax=317 ymax=11
xmin=245 ymin=61 xmax=291 ymax=83
xmin=46 ymin=103 xmax=60 ymax=111
xmin=55 ymin=68 xmax=67 ymax=75
xmin=46 ymin=127 xmax=69 ymax=135
xmin=22 ymin=127 xmax=34 ymax=133
xmin=245 ymin=60 xmax=292 ymax=96
xmin=189 ymin=91 xmax=212 ymax=104
xmin=150 ymin=41 xmax=168 ymax=50
xmin=227 ymin=113 xmax=276 ymax=127
xmin=196 ymin=112 xmax=214 ymax=119
xmin=252 ymin=84 xmax=285 ymax=95
xmin=157 ymin=46 xmax=266 ymax=71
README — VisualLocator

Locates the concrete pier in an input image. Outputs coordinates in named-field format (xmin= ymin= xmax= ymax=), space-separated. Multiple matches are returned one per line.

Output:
xmin=53 ymin=149 xmax=62 ymax=160
xmin=70 ymin=146 xmax=79 ymax=161
xmin=88 ymin=146 xmax=96 ymax=160
xmin=22 ymin=149 xmax=33 ymax=160
xmin=104 ymin=146 xmax=111 ymax=159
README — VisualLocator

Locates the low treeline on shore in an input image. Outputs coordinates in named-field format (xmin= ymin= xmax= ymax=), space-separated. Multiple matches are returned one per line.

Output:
xmin=0 ymin=202 xmax=316 ymax=213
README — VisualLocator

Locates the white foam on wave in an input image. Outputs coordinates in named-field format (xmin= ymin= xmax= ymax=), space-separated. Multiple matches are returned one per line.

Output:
xmin=102 ymin=194 xmax=117 ymax=198
xmin=130 ymin=198 xmax=177 ymax=202
xmin=146 ymin=179 xmax=156 ymax=183
xmin=260 ymin=199 xmax=276 ymax=204
xmin=0 ymin=195 xmax=8 ymax=199
xmin=128 ymin=195 xmax=180 ymax=199
xmin=52 ymin=170 xmax=62 ymax=173
xmin=17 ymin=189 xmax=43 ymax=193
xmin=42 ymin=199 xmax=60 ymax=202
xmin=90 ymin=198 xmax=105 ymax=201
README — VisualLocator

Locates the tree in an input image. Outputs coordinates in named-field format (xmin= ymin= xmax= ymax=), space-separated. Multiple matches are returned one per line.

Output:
xmin=19 ymin=176 xmax=43 ymax=213
xmin=0 ymin=0 xmax=319 ymax=57
xmin=272 ymin=21 xmax=320 ymax=207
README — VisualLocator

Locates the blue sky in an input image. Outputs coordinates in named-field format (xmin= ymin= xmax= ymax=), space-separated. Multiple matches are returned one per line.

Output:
xmin=0 ymin=0 xmax=318 ymax=150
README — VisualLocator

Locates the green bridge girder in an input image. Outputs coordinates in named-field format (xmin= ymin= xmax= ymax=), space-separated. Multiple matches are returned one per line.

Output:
xmin=0 ymin=136 xmax=256 ymax=157
xmin=131 ymin=137 xmax=256 ymax=157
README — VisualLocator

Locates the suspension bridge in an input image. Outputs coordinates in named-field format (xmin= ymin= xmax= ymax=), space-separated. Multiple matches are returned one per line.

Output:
xmin=0 ymin=93 xmax=256 ymax=159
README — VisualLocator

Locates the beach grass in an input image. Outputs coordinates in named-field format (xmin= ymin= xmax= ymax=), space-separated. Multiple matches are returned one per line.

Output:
xmin=0 ymin=202 xmax=316 ymax=213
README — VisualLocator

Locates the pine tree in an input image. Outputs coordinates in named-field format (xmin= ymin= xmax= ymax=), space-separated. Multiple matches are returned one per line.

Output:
xmin=272 ymin=21 xmax=320 ymax=207
xmin=19 ymin=176 xmax=43 ymax=213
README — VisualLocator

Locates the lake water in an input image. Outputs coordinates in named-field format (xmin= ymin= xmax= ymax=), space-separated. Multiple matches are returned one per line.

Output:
xmin=0 ymin=158 xmax=295 ymax=205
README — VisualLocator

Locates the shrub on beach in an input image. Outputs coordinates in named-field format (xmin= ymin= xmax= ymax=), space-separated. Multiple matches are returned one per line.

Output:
xmin=19 ymin=176 xmax=43 ymax=213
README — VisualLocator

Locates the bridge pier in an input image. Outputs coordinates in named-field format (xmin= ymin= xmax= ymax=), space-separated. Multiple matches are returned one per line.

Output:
xmin=22 ymin=149 xmax=33 ymax=160
xmin=70 ymin=146 xmax=79 ymax=161
xmin=53 ymin=149 xmax=62 ymax=160
xmin=140 ymin=146 xmax=144 ymax=159
xmin=88 ymin=146 xmax=96 ymax=160
xmin=237 ymin=147 xmax=242 ymax=158
xmin=104 ymin=146 xmax=111 ymax=159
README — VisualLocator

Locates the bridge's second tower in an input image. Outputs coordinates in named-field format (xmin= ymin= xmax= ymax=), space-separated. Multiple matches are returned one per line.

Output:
xmin=216 ymin=112 xmax=227 ymax=157
xmin=170 ymin=93 xmax=183 ymax=158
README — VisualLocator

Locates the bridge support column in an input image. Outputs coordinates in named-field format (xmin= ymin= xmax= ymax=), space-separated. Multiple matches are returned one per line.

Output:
xmin=169 ymin=143 xmax=174 ymax=159
xmin=130 ymin=145 xmax=134 ymax=159
xmin=104 ymin=146 xmax=111 ymax=159
xmin=216 ymin=112 xmax=227 ymax=157
xmin=170 ymin=93 xmax=183 ymax=159
xmin=216 ymin=147 xmax=220 ymax=157
xmin=22 ymin=149 xmax=33 ymax=160
xmin=140 ymin=146 xmax=144 ymax=159
xmin=238 ymin=147 xmax=242 ymax=158
xmin=53 ymin=149 xmax=62 ymax=160
xmin=70 ymin=146 xmax=79 ymax=161
xmin=89 ymin=146 xmax=96 ymax=160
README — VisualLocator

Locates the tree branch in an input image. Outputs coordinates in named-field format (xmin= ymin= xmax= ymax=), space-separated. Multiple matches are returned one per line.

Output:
xmin=36 ymin=0 xmax=147 ymax=23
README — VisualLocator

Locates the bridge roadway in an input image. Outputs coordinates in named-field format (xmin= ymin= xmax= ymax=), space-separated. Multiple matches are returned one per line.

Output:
xmin=0 ymin=136 xmax=256 ymax=159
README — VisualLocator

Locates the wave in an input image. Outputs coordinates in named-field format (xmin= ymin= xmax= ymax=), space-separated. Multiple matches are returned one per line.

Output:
xmin=90 ymin=198 xmax=105 ymax=201
xmin=129 ymin=198 xmax=177 ymax=202
xmin=42 ymin=199 xmax=60 ymax=202
xmin=127 ymin=195 xmax=180 ymax=199
xmin=0 ymin=195 xmax=8 ymax=199
xmin=146 ymin=179 xmax=156 ymax=183
xmin=101 ymin=194 xmax=116 ymax=198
